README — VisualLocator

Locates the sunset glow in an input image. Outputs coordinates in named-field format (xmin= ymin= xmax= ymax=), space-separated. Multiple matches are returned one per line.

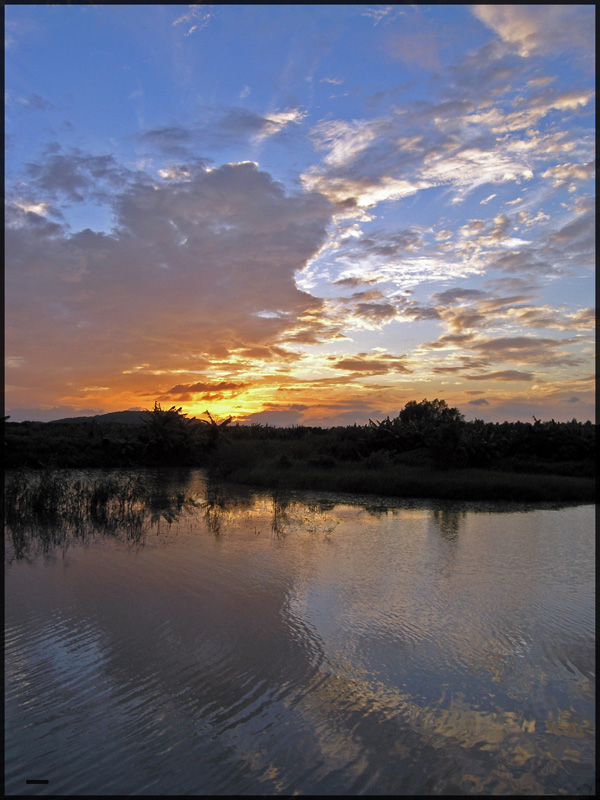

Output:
xmin=5 ymin=5 xmax=595 ymax=424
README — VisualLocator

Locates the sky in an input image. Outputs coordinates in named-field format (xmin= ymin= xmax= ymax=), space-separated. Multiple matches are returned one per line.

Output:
xmin=5 ymin=4 xmax=595 ymax=425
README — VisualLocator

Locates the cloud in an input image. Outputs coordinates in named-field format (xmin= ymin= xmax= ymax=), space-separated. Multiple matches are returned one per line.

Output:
xmin=361 ymin=7 xmax=394 ymax=26
xmin=468 ymin=398 xmax=489 ymax=406
xmin=138 ymin=108 xmax=306 ymax=157
xmin=351 ymin=302 xmax=399 ymax=325
xmin=25 ymin=148 xmax=127 ymax=202
xmin=164 ymin=381 xmax=248 ymax=395
xmin=472 ymin=5 xmax=595 ymax=60
xmin=387 ymin=31 xmax=441 ymax=71
xmin=172 ymin=5 xmax=214 ymax=36
xmin=548 ymin=208 xmax=595 ymax=255
xmin=302 ymin=98 xmax=539 ymax=213
xmin=333 ymin=275 xmax=380 ymax=289
xmin=464 ymin=370 xmax=536 ymax=382
xmin=5 ymin=157 xmax=335 ymax=410
xmin=216 ymin=107 xmax=306 ymax=141
xmin=301 ymin=19 xmax=593 ymax=222
xmin=429 ymin=290 xmax=567 ymax=337
xmin=137 ymin=126 xmax=195 ymax=157
xmin=541 ymin=161 xmax=594 ymax=187
xmin=330 ymin=353 xmax=411 ymax=375
xmin=18 ymin=93 xmax=54 ymax=111
xmin=470 ymin=336 xmax=582 ymax=367
xmin=434 ymin=288 xmax=487 ymax=305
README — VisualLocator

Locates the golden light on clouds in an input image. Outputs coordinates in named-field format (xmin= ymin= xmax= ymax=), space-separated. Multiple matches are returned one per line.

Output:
xmin=5 ymin=5 xmax=595 ymax=424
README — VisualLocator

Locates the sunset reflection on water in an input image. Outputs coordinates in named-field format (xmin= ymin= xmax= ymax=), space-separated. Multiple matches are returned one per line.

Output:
xmin=5 ymin=470 xmax=595 ymax=795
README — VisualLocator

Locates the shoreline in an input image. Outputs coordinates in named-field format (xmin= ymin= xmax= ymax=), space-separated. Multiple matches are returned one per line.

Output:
xmin=213 ymin=461 xmax=595 ymax=504
xmin=4 ymin=461 xmax=595 ymax=505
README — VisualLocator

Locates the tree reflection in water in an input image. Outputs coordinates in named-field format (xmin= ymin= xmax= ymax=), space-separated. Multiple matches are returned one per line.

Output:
xmin=431 ymin=508 xmax=467 ymax=542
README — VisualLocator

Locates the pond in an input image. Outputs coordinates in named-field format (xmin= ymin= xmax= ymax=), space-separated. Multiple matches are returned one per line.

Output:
xmin=4 ymin=469 xmax=595 ymax=795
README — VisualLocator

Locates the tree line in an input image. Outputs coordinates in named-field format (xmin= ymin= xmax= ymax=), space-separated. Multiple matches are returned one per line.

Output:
xmin=4 ymin=398 xmax=596 ymax=478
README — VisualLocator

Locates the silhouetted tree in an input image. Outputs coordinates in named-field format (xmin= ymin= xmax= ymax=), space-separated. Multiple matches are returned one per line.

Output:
xmin=197 ymin=410 xmax=233 ymax=444
xmin=142 ymin=402 xmax=200 ymax=464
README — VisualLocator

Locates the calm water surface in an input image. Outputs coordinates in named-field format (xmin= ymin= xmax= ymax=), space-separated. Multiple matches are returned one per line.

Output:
xmin=5 ymin=469 xmax=595 ymax=795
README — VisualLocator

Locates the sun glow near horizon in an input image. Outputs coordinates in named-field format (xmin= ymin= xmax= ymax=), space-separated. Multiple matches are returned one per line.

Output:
xmin=5 ymin=5 xmax=595 ymax=425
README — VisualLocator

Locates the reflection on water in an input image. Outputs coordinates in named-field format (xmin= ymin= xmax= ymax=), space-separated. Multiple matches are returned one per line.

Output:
xmin=5 ymin=469 xmax=595 ymax=795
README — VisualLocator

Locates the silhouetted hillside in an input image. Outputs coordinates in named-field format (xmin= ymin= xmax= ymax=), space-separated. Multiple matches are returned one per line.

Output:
xmin=50 ymin=410 xmax=153 ymax=426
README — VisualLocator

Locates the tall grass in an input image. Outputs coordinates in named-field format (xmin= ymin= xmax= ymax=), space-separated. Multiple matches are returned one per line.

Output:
xmin=219 ymin=458 xmax=595 ymax=503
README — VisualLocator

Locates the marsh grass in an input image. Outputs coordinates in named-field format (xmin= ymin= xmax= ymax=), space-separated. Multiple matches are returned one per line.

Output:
xmin=3 ymin=469 xmax=200 ymax=562
xmin=220 ymin=458 xmax=595 ymax=503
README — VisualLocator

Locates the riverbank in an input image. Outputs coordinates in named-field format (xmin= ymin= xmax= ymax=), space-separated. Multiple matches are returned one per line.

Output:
xmin=213 ymin=459 xmax=595 ymax=503
xmin=5 ymin=406 xmax=595 ymax=504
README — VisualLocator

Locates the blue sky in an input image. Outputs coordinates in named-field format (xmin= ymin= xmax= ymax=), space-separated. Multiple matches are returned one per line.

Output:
xmin=5 ymin=5 xmax=595 ymax=424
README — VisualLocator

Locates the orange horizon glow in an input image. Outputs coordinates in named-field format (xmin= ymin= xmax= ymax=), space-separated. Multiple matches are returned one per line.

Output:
xmin=5 ymin=6 xmax=595 ymax=426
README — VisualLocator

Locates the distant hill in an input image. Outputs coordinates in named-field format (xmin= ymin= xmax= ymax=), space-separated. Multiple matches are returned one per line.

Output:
xmin=49 ymin=410 xmax=153 ymax=426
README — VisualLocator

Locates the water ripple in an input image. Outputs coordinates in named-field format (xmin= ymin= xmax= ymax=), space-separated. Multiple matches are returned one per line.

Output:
xmin=5 ymin=493 xmax=595 ymax=795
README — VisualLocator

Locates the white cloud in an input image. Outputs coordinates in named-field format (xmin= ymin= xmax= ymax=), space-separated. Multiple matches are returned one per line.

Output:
xmin=472 ymin=5 xmax=595 ymax=60
xmin=310 ymin=118 xmax=381 ymax=167
xmin=541 ymin=162 xmax=594 ymax=187
xmin=172 ymin=5 xmax=213 ymax=36
xmin=254 ymin=108 xmax=307 ymax=141
xmin=361 ymin=7 xmax=394 ymax=26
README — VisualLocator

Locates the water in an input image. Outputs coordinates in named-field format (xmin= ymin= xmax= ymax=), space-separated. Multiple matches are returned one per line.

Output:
xmin=5 ymin=469 xmax=595 ymax=795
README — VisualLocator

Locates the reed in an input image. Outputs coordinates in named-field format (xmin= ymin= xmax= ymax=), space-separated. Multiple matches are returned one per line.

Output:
xmin=219 ymin=458 xmax=595 ymax=503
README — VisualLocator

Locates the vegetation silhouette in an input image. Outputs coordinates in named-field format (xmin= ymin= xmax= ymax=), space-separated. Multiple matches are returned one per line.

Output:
xmin=4 ymin=398 xmax=595 ymax=502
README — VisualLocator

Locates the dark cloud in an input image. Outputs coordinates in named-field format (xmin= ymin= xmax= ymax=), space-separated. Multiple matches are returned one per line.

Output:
xmin=467 ymin=398 xmax=489 ymax=406
xmin=464 ymin=370 xmax=535 ymax=382
xmin=165 ymin=381 xmax=247 ymax=394
xmin=447 ymin=39 xmax=527 ymax=100
xmin=137 ymin=126 xmax=195 ymax=157
xmin=20 ymin=92 xmax=55 ymax=110
xmin=333 ymin=276 xmax=380 ymax=288
xmin=5 ymin=157 xmax=334 ymax=403
xmin=405 ymin=306 xmax=442 ymax=321
xmin=470 ymin=336 xmax=583 ymax=367
xmin=331 ymin=354 xmax=411 ymax=374
xmin=549 ymin=209 xmax=595 ymax=254
xmin=352 ymin=302 xmax=398 ymax=323
xmin=474 ymin=336 xmax=560 ymax=353
xmin=25 ymin=148 xmax=128 ymax=202
xmin=137 ymin=107 xmax=305 ymax=158
xmin=422 ymin=333 xmax=476 ymax=350
xmin=434 ymin=288 xmax=487 ymax=305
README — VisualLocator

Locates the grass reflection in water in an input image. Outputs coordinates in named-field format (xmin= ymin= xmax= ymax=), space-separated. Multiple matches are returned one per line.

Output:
xmin=3 ymin=469 xmax=202 ymax=562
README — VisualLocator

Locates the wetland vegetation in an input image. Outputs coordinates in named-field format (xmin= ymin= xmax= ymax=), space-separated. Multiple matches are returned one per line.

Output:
xmin=4 ymin=399 xmax=595 ymax=503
